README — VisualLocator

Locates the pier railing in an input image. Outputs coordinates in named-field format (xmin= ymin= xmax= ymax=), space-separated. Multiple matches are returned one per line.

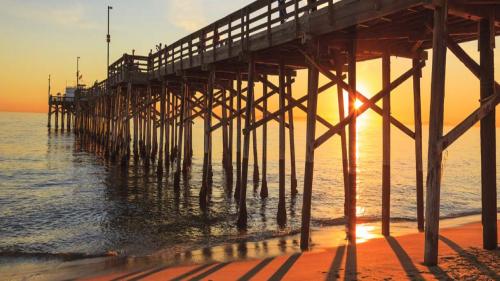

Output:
xmin=149 ymin=0 xmax=338 ymax=77
xmin=108 ymin=54 xmax=149 ymax=85
xmin=49 ymin=96 xmax=75 ymax=103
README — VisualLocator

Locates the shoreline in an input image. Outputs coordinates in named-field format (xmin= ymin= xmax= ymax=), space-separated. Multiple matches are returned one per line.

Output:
xmin=1 ymin=213 xmax=491 ymax=281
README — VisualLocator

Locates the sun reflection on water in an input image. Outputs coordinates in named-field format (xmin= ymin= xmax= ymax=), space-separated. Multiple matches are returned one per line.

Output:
xmin=356 ymin=224 xmax=381 ymax=243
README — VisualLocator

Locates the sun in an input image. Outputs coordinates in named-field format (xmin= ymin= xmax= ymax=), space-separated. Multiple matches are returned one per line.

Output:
xmin=354 ymin=99 xmax=363 ymax=109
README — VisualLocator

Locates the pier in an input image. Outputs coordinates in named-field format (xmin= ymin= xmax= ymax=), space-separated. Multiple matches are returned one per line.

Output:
xmin=47 ymin=0 xmax=499 ymax=266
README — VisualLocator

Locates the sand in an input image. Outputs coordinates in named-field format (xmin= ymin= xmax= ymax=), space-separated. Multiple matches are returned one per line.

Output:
xmin=74 ymin=220 xmax=499 ymax=281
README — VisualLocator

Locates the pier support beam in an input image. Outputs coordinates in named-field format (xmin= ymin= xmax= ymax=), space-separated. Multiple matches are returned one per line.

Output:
xmin=424 ymin=1 xmax=448 ymax=266
xmin=479 ymin=17 xmax=497 ymax=250
xmin=235 ymin=73 xmax=243 ymax=201
xmin=277 ymin=60 xmax=287 ymax=227
xmin=201 ymin=71 xmax=215 ymax=209
xmin=174 ymin=82 xmax=187 ymax=191
xmin=347 ymin=36 xmax=357 ymax=242
xmin=237 ymin=55 xmax=255 ymax=229
xmin=222 ymin=87 xmax=229 ymax=187
xmin=228 ymin=87 xmax=234 ymax=193
xmin=413 ymin=56 xmax=425 ymax=232
xmin=287 ymin=74 xmax=298 ymax=196
xmin=48 ymin=98 xmax=52 ymax=128
xmin=252 ymin=103 xmax=259 ymax=187
xmin=261 ymin=75 xmax=269 ymax=199
xmin=300 ymin=43 xmax=319 ymax=250
xmin=165 ymin=88 xmax=171 ymax=171
xmin=335 ymin=55 xmax=349 ymax=218
xmin=158 ymin=83 xmax=166 ymax=175
xmin=382 ymin=53 xmax=391 ymax=236
xmin=55 ymin=104 xmax=59 ymax=131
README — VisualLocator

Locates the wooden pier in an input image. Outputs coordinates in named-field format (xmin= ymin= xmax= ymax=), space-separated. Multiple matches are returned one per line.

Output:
xmin=48 ymin=0 xmax=499 ymax=266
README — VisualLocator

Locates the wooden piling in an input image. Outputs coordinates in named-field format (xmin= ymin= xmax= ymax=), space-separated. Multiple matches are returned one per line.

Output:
xmin=277 ymin=61 xmax=287 ymax=227
xmin=300 ymin=46 xmax=320 ymax=251
xmin=479 ymin=17 xmax=497 ymax=250
xmin=222 ymin=88 xmax=230 ymax=185
xmin=235 ymin=72 xmax=243 ymax=201
xmin=47 ymin=97 xmax=52 ymax=128
xmin=237 ymin=55 xmax=255 ymax=229
xmin=260 ymin=75 xmax=269 ymax=199
xmin=382 ymin=53 xmax=391 ymax=236
xmin=158 ymin=83 xmax=166 ymax=174
xmin=174 ymin=83 xmax=187 ymax=191
xmin=286 ymin=74 xmax=298 ymax=196
xmin=133 ymin=89 xmax=139 ymax=158
xmin=201 ymin=71 xmax=215 ymax=208
xmin=55 ymin=104 xmax=59 ymax=130
xmin=424 ymin=1 xmax=448 ymax=266
xmin=228 ymin=85 xmax=234 ymax=192
xmin=413 ymin=56 xmax=425 ymax=232
xmin=347 ymin=37 xmax=357 ymax=242
xmin=66 ymin=106 xmax=71 ymax=131
xmin=61 ymin=104 xmax=65 ymax=132
xmin=252 ymin=102 xmax=259 ymax=186
xmin=165 ymin=88 xmax=171 ymax=171
xmin=335 ymin=55 xmax=349 ymax=218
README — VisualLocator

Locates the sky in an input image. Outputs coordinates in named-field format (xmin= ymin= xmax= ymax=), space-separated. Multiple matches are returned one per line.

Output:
xmin=0 ymin=0 xmax=498 ymax=127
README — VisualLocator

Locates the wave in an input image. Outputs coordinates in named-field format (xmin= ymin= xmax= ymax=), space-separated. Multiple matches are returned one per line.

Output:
xmin=0 ymin=250 xmax=118 ymax=261
xmin=0 ymin=210 xmax=486 ymax=263
xmin=312 ymin=210 xmax=483 ymax=227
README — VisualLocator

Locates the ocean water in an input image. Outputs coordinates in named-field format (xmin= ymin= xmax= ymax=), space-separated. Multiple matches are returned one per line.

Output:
xmin=0 ymin=111 xmax=498 ymax=260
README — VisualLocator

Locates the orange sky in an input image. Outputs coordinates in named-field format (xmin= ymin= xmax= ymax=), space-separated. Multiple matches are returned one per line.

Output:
xmin=0 ymin=0 xmax=498 ymax=127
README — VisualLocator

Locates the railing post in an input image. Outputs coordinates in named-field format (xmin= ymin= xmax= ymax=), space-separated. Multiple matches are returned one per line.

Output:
xmin=189 ymin=36 xmax=193 ymax=67
xmin=295 ymin=0 xmax=299 ymax=33
xmin=267 ymin=0 xmax=272 ymax=45
xmin=228 ymin=16 xmax=233 ymax=57
xmin=240 ymin=9 xmax=245 ymax=53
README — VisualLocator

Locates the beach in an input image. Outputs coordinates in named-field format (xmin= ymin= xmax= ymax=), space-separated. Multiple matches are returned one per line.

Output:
xmin=2 ymin=215 xmax=497 ymax=280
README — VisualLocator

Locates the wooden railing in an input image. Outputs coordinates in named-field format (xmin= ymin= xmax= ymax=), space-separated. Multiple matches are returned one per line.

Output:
xmin=49 ymin=96 xmax=75 ymax=103
xmin=89 ymin=0 xmax=341 ymax=90
xmin=108 ymin=54 xmax=149 ymax=84
xmin=149 ymin=0 xmax=339 ymax=76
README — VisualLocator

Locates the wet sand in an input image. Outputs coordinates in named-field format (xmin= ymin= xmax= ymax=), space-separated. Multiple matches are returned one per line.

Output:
xmin=4 ymin=215 xmax=498 ymax=280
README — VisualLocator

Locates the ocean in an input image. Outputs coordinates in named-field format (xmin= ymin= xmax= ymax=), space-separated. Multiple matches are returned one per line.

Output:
xmin=0 ymin=111 xmax=498 ymax=262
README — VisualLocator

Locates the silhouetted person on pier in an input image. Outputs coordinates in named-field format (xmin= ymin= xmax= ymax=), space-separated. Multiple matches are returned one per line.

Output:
xmin=213 ymin=30 xmax=220 ymax=48
xmin=198 ymin=33 xmax=205 ymax=55
xmin=278 ymin=0 xmax=287 ymax=23
xmin=305 ymin=0 xmax=316 ymax=15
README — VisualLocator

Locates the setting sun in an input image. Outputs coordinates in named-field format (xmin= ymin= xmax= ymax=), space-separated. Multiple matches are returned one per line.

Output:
xmin=354 ymin=99 xmax=363 ymax=109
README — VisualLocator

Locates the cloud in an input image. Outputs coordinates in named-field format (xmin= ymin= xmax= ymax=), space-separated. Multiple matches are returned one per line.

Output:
xmin=166 ymin=0 xmax=206 ymax=32
xmin=4 ymin=1 xmax=99 ymax=30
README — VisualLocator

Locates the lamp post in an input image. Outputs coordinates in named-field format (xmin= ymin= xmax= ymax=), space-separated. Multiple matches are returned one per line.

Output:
xmin=76 ymin=56 xmax=80 ymax=88
xmin=107 ymin=6 xmax=112 ymax=78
